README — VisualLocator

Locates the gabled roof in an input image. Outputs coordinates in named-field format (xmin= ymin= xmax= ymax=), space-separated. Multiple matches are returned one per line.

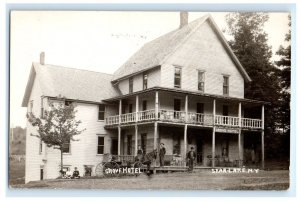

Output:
xmin=22 ymin=63 xmax=119 ymax=107
xmin=112 ymin=14 xmax=251 ymax=83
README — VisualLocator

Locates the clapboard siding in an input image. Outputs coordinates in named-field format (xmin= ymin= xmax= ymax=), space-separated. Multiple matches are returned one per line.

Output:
xmin=161 ymin=20 xmax=244 ymax=98
xmin=25 ymin=77 xmax=46 ymax=183
xmin=43 ymin=102 xmax=112 ymax=179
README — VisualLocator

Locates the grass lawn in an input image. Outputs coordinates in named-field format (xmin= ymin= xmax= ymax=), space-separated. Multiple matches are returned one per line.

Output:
xmin=11 ymin=169 xmax=289 ymax=190
xmin=9 ymin=159 xmax=25 ymax=185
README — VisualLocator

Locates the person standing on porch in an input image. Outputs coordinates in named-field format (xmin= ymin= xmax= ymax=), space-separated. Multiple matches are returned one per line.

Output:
xmin=159 ymin=143 xmax=166 ymax=167
xmin=187 ymin=147 xmax=196 ymax=172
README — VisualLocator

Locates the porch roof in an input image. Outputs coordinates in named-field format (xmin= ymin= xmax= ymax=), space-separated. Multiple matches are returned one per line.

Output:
xmin=102 ymin=86 xmax=269 ymax=105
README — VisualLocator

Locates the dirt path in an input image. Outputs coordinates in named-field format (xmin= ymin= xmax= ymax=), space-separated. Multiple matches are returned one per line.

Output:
xmin=12 ymin=170 xmax=289 ymax=190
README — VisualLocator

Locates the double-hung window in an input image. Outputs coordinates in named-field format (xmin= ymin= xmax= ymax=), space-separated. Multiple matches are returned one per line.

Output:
xmin=97 ymin=136 xmax=104 ymax=154
xmin=98 ymin=104 xmax=105 ymax=120
xmin=223 ymin=76 xmax=229 ymax=95
xmin=198 ymin=71 xmax=205 ymax=92
xmin=143 ymin=73 xmax=148 ymax=90
xmin=129 ymin=77 xmax=133 ymax=93
xmin=174 ymin=67 xmax=182 ymax=88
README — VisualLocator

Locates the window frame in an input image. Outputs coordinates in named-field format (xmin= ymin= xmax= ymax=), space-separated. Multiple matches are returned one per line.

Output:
xmin=143 ymin=73 xmax=148 ymax=90
xmin=198 ymin=70 xmax=205 ymax=92
xmin=223 ymin=75 xmax=230 ymax=96
xmin=98 ymin=104 xmax=105 ymax=121
xmin=174 ymin=66 xmax=182 ymax=88
xmin=62 ymin=139 xmax=71 ymax=154
xmin=97 ymin=135 xmax=105 ymax=155
xmin=129 ymin=77 xmax=134 ymax=93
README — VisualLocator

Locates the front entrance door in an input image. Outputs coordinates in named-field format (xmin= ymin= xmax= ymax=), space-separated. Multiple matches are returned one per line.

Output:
xmin=196 ymin=137 xmax=203 ymax=165
xmin=111 ymin=139 xmax=118 ymax=155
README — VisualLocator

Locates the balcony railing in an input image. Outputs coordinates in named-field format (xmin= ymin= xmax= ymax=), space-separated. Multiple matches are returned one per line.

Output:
xmin=215 ymin=115 xmax=239 ymax=127
xmin=105 ymin=110 xmax=262 ymax=129
xmin=242 ymin=118 xmax=262 ymax=129
xmin=138 ymin=109 xmax=156 ymax=121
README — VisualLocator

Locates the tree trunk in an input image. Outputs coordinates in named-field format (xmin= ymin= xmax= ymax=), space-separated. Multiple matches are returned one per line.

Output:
xmin=60 ymin=149 xmax=63 ymax=177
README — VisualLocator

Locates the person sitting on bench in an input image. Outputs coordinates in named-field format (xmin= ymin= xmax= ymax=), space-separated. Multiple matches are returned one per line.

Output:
xmin=72 ymin=167 xmax=80 ymax=179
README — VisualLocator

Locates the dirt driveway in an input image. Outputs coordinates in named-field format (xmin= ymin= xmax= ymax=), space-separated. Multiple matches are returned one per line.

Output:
xmin=12 ymin=170 xmax=289 ymax=190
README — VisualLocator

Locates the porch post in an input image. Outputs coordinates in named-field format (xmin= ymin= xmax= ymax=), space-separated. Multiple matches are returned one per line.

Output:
xmin=185 ymin=95 xmax=188 ymax=122
xmin=261 ymin=104 xmax=265 ymax=169
xmin=184 ymin=124 xmax=188 ymax=166
xmin=136 ymin=95 xmax=139 ymax=122
xmin=212 ymin=99 xmax=216 ymax=168
xmin=118 ymin=99 xmax=122 ymax=155
xmin=154 ymin=122 xmax=158 ymax=150
xmin=118 ymin=126 xmax=121 ymax=155
xmin=155 ymin=91 xmax=159 ymax=120
xmin=238 ymin=102 xmax=242 ymax=167
xmin=135 ymin=125 xmax=138 ymax=156
xmin=135 ymin=95 xmax=139 ymax=156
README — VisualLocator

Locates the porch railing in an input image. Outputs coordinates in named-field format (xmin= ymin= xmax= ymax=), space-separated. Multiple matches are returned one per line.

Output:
xmin=159 ymin=110 xmax=186 ymax=123
xmin=242 ymin=118 xmax=262 ymax=129
xmin=105 ymin=115 xmax=119 ymax=125
xmin=215 ymin=115 xmax=239 ymax=127
xmin=187 ymin=112 xmax=214 ymax=125
xmin=105 ymin=110 xmax=262 ymax=129
xmin=121 ymin=112 xmax=135 ymax=124
xmin=137 ymin=109 xmax=156 ymax=121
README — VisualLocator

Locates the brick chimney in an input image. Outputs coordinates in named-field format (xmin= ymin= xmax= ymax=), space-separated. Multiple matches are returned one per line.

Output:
xmin=179 ymin=11 xmax=188 ymax=28
xmin=40 ymin=52 xmax=45 ymax=65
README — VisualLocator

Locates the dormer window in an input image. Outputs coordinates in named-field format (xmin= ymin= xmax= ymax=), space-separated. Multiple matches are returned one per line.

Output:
xmin=223 ymin=76 xmax=229 ymax=95
xmin=129 ymin=77 xmax=133 ymax=93
xmin=174 ymin=67 xmax=182 ymax=88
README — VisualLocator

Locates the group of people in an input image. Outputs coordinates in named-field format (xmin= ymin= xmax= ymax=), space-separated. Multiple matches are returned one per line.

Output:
xmin=137 ymin=143 xmax=197 ymax=172
xmin=63 ymin=167 xmax=80 ymax=179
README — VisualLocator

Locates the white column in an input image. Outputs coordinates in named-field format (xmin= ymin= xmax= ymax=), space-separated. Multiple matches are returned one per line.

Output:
xmin=184 ymin=124 xmax=188 ymax=166
xmin=118 ymin=99 xmax=122 ymax=155
xmin=154 ymin=122 xmax=158 ymax=150
xmin=185 ymin=95 xmax=188 ymax=122
xmin=261 ymin=105 xmax=265 ymax=169
xmin=135 ymin=95 xmax=139 ymax=122
xmin=119 ymin=99 xmax=122 ymax=124
xmin=135 ymin=125 xmax=138 ymax=156
xmin=135 ymin=95 xmax=139 ymax=156
xmin=238 ymin=102 xmax=242 ymax=167
xmin=118 ymin=126 xmax=121 ymax=155
xmin=212 ymin=99 xmax=216 ymax=168
xmin=155 ymin=91 xmax=159 ymax=120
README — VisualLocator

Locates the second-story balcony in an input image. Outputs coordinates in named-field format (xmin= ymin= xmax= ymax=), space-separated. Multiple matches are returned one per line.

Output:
xmin=105 ymin=109 xmax=262 ymax=129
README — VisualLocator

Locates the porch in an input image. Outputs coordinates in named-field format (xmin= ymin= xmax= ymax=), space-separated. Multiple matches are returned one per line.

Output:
xmin=104 ymin=88 xmax=266 ymax=168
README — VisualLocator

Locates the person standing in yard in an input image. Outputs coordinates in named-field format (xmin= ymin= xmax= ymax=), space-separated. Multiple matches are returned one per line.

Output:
xmin=187 ymin=147 xmax=196 ymax=172
xmin=159 ymin=143 xmax=166 ymax=167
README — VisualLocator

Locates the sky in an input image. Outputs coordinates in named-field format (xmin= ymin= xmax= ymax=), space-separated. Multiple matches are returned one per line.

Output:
xmin=10 ymin=11 xmax=290 ymax=128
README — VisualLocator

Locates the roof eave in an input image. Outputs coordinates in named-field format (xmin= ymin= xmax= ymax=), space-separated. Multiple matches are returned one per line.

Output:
xmin=21 ymin=63 xmax=36 ymax=107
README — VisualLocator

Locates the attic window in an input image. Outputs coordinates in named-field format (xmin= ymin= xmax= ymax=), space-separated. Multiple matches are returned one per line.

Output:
xmin=143 ymin=73 xmax=148 ymax=90
xmin=129 ymin=77 xmax=133 ymax=93
xmin=223 ymin=76 xmax=229 ymax=95
xmin=198 ymin=71 xmax=205 ymax=92
xmin=174 ymin=67 xmax=182 ymax=88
